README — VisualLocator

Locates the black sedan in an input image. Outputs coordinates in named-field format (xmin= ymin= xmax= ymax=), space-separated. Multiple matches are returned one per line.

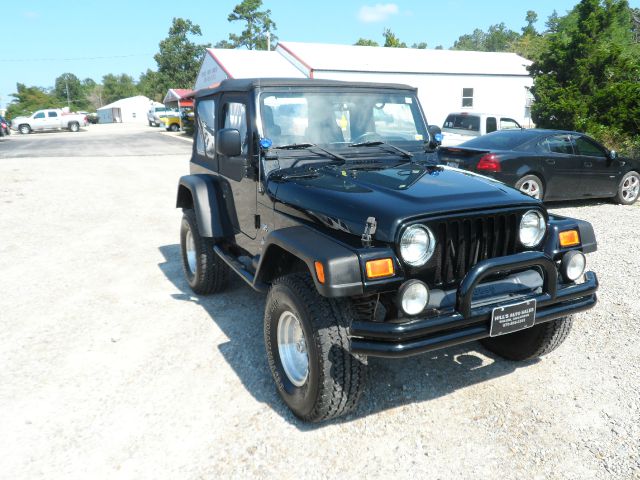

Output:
xmin=438 ymin=129 xmax=640 ymax=205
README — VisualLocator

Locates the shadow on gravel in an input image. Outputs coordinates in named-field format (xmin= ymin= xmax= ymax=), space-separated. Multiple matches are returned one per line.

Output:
xmin=545 ymin=198 xmax=613 ymax=209
xmin=158 ymin=244 xmax=537 ymax=428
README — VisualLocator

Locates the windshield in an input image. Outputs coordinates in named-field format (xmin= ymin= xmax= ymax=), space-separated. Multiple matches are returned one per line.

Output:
xmin=259 ymin=91 xmax=427 ymax=148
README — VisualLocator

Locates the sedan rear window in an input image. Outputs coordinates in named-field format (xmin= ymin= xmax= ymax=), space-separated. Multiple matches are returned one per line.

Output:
xmin=461 ymin=130 xmax=530 ymax=150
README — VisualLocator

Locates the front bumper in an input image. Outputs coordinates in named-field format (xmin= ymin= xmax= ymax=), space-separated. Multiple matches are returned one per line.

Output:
xmin=349 ymin=251 xmax=598 ymax=358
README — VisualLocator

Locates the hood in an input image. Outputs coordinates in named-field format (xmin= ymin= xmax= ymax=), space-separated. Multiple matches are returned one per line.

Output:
xmin=272 ymin=163 xmax=540 ymax=243
xmin=11 ymin=116 xmax=29 ymax=124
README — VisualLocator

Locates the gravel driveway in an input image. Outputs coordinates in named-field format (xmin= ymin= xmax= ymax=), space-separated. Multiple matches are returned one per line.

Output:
xmin=0 ymin=125 xmax=638 ymax=479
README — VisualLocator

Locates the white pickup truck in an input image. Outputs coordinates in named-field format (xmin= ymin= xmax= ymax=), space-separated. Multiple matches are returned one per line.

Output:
xmin=440 ymin=112 xmax=522 ymax=147
xmin=11 ymin=109 xmax=88 ymax=134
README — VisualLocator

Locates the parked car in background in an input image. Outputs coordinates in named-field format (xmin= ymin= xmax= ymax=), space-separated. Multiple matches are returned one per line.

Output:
xmin=0 ymin=115 xmax=10 ymax=137
xmin=441 ymin=112 xmax=522 ymax=147
xmin=147 ymin=106 xmax=178 ymax=127
xmin=438 ymin=129 xmax=640 ymax=205
xmin=160 ymin=112 xmax=181 ymax=132
xmin=10 ymin=109 xmax=88 ymax=134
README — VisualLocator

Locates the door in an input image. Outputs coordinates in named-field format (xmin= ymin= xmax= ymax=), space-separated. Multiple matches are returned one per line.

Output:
xmin=31 ymin=111 xmax=47 ymax=131
xmin=571 ymin=135 xmax=618 ymax=197
xmin=535 ymin=134 xmax=582 ymax=200
xmin=217 ymin=97 xmax=259 ymax=246
xmin=45 ymin=110 xmax=60 ymax=129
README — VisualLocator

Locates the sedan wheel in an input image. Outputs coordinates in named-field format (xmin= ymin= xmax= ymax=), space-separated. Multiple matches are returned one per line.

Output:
xmin=615 ymin=171 xmax=640 ymax=205
xmin=515 ymin=175 xmax=544 ymax=200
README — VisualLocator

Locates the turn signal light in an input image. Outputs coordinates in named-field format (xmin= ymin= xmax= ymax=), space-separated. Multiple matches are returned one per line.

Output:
xmin=559 ymin=229 xmax=580 ymax=247
xmin=366 ymin=258 xmax=395 ymax=279
xmin=476 ymin=154 xmax=501 ymax=172
xmin=314 ymin=261 xmax=325 ymax=284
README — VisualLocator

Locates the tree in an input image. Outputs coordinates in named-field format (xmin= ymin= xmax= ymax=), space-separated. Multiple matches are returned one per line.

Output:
xmin=102 ymin=74 xmax=138 ymax=105
xmin=153 ymin=18 xmax=210 ymax=95
xmin=530 ymin=0 xmax=640 ymax=139
xmin=452 ymin=23 xmax=519 ymax=52
xmin=452 ymin=28 xmax=486 ymax=50
xmin=6 ymin=83 xmax=61 ymax=118
xmin=383 ymin=28 xmax=407 ymax=48
xmin=53 ymin=73 xmax=91 ymax=110
xmin=522 ymin=10 xmax=539 ymax=36
xmin=411 ymin=42 xmax=428 ymax=49
xmin=354 ymin=38 xmax=379 ymax=46
xmin=138 ymin=69 xmax=163 ymax=102
xmin=220 ymin=0 xmax=277 ymax=50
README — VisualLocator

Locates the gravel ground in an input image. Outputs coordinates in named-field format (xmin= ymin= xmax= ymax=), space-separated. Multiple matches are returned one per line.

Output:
xmin=0 ymin=125 xmax=638 ymax=479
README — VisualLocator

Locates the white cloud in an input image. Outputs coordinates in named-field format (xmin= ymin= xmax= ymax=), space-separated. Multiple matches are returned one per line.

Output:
xmin=357 ymin=3 xmax=399 ymax=23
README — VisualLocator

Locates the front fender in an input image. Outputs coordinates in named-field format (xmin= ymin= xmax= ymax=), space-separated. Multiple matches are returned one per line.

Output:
xmin=545 ymin=214 xmax=597 ymax=259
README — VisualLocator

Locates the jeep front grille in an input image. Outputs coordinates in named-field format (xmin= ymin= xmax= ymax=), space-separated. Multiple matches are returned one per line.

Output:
xmin=430 ymin=212 xmax=521 ymax=288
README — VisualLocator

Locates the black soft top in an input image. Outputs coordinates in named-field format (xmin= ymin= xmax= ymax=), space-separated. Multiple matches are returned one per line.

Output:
xmin=195 ymin=78 xmax=417 ymax=99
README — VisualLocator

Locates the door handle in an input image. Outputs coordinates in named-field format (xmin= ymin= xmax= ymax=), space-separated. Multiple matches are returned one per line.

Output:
xmin=584 ymin=162 xmax=593 ymax=167
xmin=545 ymin=159 xmax=556 ymax=165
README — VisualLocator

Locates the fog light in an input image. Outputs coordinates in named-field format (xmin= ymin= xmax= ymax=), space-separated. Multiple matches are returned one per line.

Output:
xmin=398 ymin=280 xmax=429 ymax=315
xmin=561 ymin=250 xmax=586 ymax=282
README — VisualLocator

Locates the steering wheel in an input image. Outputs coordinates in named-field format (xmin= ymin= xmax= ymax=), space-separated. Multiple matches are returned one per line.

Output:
xmin=352 ymin=132 xmax=383 ymax=143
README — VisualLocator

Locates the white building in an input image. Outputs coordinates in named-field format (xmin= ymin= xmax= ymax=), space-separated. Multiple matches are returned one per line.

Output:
xmin=194 ymin=49 xmax=305 ymax=90
xmin=97 ymin=95 xmax=154 ymax=124
xmin=276 ymin=41 xmax=534 ymax=128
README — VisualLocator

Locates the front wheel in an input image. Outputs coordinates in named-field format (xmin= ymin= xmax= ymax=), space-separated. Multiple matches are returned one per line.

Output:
xmin=19 ymin=124 xmax=31 ymax=135
xmin=481 ymin=317 xmax=573 ymax=361
xmin=180 ymin=209 xmax=228 ymax=294
xmin=515 ymin=174 xmax=544 ymax=200
xmin=168 ymin=123 xmax=179 ymax=132
xmin=614 ymin=171 xmax=640 ymax=205
xmin=264 ymin=273 xmax=367 ymax=422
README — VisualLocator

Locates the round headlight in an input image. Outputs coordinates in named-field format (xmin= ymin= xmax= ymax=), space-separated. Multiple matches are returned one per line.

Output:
xmin=400 ymin=225 xmax=436 ymax=267
xmin=561 ymin=250 xmax=586 ymax=282
xmin=519 ymin=210 xmax=546 ymax=247
xmin=398 ymin=280 xmax=430 ymax=315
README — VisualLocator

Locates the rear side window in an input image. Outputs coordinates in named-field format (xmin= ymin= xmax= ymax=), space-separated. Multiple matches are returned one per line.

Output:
xmin=443 ymin=114 xmax=480 ymax=132
xmin=48 ymin=111 xmax=58 ymax=118
xmin=538 ymin=135 xmax=573 ymax=155
xmin=196 ymin=99 xmax=216 ymax=157
xmin=486 ymin=117 xmax=497 ymax=133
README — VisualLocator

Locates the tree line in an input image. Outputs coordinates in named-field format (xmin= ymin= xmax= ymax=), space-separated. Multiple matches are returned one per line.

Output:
xmin=5 ymin=0 xmax=639 ymax=154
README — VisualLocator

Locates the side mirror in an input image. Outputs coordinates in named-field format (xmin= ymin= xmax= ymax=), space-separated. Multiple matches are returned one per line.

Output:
xmin=216 ymin=128 xmax=242 ymax=157
xmin=609 ymin=150 xmax=618 ymax=160
xmin=428 ymin=125 xmax=443 ymax=148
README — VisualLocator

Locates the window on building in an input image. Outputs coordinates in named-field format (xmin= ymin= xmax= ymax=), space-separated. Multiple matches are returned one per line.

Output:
xmin=462 ymin=88 xmax=474 ymax=108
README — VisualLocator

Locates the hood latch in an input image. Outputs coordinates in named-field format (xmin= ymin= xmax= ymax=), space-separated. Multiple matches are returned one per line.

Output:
xmin=361 ymin=217 xmax=377 ymax=248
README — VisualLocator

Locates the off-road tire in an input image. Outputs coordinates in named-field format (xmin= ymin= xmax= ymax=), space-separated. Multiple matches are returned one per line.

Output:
xmin=613 ymin=171 xmax=640 ymax=205
xmin=264 ymin=273 xmax=367 ymax=422
xmin=69 ymin=122 xmax=80 ymax=132
xmin=19 ymin=124 xmax=31 ymax=135
xmin=180 ymin=209 xmax=228 ymax=294
xmin=515 ymin=174 xmax=544 ymax=200
xmin=481 ymin=316 xmax=573 ymax=361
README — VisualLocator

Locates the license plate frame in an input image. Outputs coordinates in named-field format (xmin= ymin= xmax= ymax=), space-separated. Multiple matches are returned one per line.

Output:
xmin=489 ymin=299 xmax=536 ymax=337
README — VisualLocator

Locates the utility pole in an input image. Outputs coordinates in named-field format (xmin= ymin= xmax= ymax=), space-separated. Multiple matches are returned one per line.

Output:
xmin=64 ymin=75 xmax=71 ymax=111
xmin=266 ymin=31 xmax=271 ymax=51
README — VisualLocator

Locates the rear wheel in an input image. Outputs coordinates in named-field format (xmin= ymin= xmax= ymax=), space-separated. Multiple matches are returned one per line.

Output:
xmin=19 ymin=124 xmax=31 ymax=135
xmin=515 ymin=174 xmax=544 ymax=200
xmin=481 ymin=317 xmax=573 ymax=361
xmin=168 ymin=123 xmax=180 ymax=132
xmin=614 ymin=171 xmax=640 ymax=205
xmin=180 ymin=209 xmax=228 ymax=294
xmin=69 ymin=122 xmax=79 ymax=132
xmin=264 ymin=273 xmax=367 ymax=422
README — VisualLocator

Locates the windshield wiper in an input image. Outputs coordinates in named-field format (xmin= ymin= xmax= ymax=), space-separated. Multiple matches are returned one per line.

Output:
xmin=274 ymin=143 xmax=347 ymax=164
xmin=349 ymin=140 xmax=413 ymax=159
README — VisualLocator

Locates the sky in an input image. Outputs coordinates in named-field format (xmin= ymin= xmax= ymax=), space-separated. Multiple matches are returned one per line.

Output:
xmin=1 ymin=0 xmax=639 ymax=109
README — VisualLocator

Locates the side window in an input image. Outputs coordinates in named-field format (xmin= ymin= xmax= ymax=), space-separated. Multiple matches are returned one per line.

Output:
xmin=224 ymin=102 xmax=248 ymax=155
xmin=486 ymin=117 xmax=497 ymax=133
xmin=48 ymin=111 xmax=58 ymax=118
xmin=500 ymin=118 xmax=520 ymax=130
xmin=574 ymin=136 xmax=606 ymax=157
xmin=539 ymin=135 xmax=573 ymax=155
xmin=34 ymin=112 xmax=45 ymax=119
xmin=196 ymin=99 xmax=216 ymax=157
xmin=462 ymin=88 xmax=474 ymax=108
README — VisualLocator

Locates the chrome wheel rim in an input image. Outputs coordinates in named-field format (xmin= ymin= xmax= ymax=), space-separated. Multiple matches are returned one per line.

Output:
xmin=519 ymin=179 xmax=542 ymax=199
xmin=622 ymin=175 xmax=639 ymax=202
xmin=185 ymin=228 xmax=197 ymax=274
xmin=277 ymin=311 xmax=309 ymax=387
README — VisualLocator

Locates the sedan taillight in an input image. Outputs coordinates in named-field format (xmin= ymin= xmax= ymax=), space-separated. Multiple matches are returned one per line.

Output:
xmin=477 ymin=154 xmax=501 ymax=172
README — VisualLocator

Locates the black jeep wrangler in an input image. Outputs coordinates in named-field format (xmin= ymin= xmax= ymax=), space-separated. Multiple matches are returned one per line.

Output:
xmin=176 ymin=79 xmax=598 ymax=422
